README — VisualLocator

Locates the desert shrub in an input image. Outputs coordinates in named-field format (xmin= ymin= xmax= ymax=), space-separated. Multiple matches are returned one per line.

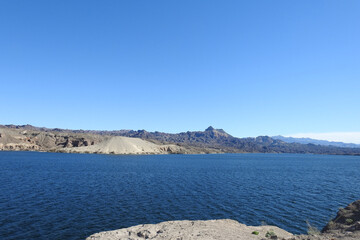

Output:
xmin=265 ymin=230 xmax=276 ymax=238
xmin=346 ymin=218 xmax=353 ymax=224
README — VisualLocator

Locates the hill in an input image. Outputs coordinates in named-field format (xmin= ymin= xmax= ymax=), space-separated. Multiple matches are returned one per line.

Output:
xmin=60 ymin=136 xmax=191 ymax=155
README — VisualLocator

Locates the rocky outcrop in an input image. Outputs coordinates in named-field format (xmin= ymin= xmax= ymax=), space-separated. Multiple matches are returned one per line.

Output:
xmin=322 ymin=200 xmax=360 ymax=234
xmin=0 ymin=128 xmax=43 ymax=151
xmin=86 ymin=219 xmax=294 ymax=240
xmin=0 ymin=143 xmax=41 ymax=151
xmin=0 ymin=128 xmax=104 ymax=151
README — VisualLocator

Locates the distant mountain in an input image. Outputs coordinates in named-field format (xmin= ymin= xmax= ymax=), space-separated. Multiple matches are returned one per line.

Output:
xmin=117 ymin=127 xmax=360 ymax=155
xmin=272 ymin=135 xmax=360 ymax=148
xmin=1 ymin=124 xmax=360 ymax=155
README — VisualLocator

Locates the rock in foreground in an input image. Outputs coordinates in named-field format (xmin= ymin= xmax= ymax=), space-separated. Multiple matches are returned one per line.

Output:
xmin=322 ymin=199 xmax=360 ymax=234
xmin=87 ymin=200 xmax=360 ymax=240
xmin=86 ymin=219 xmax=294 ymax=240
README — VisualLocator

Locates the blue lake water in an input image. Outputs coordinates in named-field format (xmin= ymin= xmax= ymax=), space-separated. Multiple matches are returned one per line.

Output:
xmin=0 ymin=152 xmax=359 ymax=240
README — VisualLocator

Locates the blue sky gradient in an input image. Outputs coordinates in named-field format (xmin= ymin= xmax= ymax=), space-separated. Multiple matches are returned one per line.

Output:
xmin=1 ymin=0 xmax=359 ymax=139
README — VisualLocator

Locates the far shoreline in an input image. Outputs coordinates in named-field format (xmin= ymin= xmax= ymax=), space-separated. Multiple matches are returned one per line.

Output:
xmin=1 ymin=149 xmax=359 ymax=157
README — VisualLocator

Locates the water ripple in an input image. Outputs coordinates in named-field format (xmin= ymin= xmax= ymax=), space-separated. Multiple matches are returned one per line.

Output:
xmin=0 ymin=152 xmax=360 ymax=239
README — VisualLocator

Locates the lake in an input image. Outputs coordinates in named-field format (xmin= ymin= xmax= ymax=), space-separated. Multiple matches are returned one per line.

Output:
xmin=0 ymin=151 xmax=359 ymax=240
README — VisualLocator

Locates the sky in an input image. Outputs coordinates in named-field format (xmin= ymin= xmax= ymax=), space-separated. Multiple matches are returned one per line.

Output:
xmin=0 ymin=0 xmax=359 ymax=142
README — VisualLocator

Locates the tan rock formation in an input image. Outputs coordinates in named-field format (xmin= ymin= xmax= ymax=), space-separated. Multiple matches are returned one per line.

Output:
xmin=86 ymin=200 xmax=360 ymax=240
xmin=86 ymin=219 xmax=294 ymax=240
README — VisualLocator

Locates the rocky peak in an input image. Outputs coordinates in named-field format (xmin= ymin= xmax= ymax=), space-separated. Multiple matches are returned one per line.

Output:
xmin=203 ymin=126 xmax=232 ymax=138
xmin=205 ymin=126 xmax=215 ymax=131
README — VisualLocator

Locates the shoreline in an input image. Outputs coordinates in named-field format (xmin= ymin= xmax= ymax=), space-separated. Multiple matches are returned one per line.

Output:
xmin=1 ymin=149 xmax=360 ymax=157
xmin=86 ymin=200 xmax=360 ymax=240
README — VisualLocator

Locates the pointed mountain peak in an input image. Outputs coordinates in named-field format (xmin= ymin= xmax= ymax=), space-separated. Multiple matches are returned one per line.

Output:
xmin=204 ymin=126 xmax=232 ymax=138
xmin=205 ymin=126 xmax=215 ymax=131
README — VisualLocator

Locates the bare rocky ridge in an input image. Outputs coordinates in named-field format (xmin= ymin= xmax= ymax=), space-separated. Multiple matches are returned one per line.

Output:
xmin=86 ymin=200 xmax=360 ymax=240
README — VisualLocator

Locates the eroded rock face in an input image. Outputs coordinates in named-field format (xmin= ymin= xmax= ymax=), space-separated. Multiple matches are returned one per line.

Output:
xmin=0 ymin=143 xmax=41 ymax=151
xmin=0 ymin=128 xmax=104 ymax=151
xmin=86 ymin=219 xmax=294 ymax=240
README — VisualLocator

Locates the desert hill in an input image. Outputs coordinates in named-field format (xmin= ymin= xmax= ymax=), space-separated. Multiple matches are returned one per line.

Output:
xmin=60 ymin=136 xmax=186 ymax=155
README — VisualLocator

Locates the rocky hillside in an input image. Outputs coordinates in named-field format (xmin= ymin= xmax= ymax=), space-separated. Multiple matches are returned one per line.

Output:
xmin=0 ymin=127 xmax=105 ymax=152
xmin=0 ymin=126 xmax=213 ymax=154
xmin=322 ymin=200 xmax=360 ymax=234
xmin=1 ymin=124 xmax=360 ymax=155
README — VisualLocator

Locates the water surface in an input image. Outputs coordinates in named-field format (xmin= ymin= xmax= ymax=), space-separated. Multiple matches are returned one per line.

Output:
xmin=1 ymin=152 xmax=359 ymax=239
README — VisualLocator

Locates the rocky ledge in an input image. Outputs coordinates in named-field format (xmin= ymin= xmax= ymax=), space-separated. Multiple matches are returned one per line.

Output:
xmin=87 ymin=200 xmax=360 ymax=240
xmin=86 ymin=219 xmax=293 ymax=240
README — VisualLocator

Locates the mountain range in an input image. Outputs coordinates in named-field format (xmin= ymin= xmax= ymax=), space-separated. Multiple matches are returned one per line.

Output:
xmin=1 ymin=124 xmax=360 ymax=156
xmin=272 ymin=135 xmax=360 ymax=148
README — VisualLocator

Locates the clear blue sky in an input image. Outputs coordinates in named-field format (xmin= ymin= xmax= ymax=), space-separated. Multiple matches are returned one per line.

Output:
xmin=1 ymin=0 xmax=359 ymax=138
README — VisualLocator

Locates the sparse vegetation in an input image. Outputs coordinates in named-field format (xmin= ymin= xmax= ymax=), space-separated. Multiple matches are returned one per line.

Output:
xmin=345 ymin=218 xmax=353 ymax=224
xmin=251 ymin=231 xmax=259 ymax=235
xmin=265 ymin=229 xmax=277 ymax=238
